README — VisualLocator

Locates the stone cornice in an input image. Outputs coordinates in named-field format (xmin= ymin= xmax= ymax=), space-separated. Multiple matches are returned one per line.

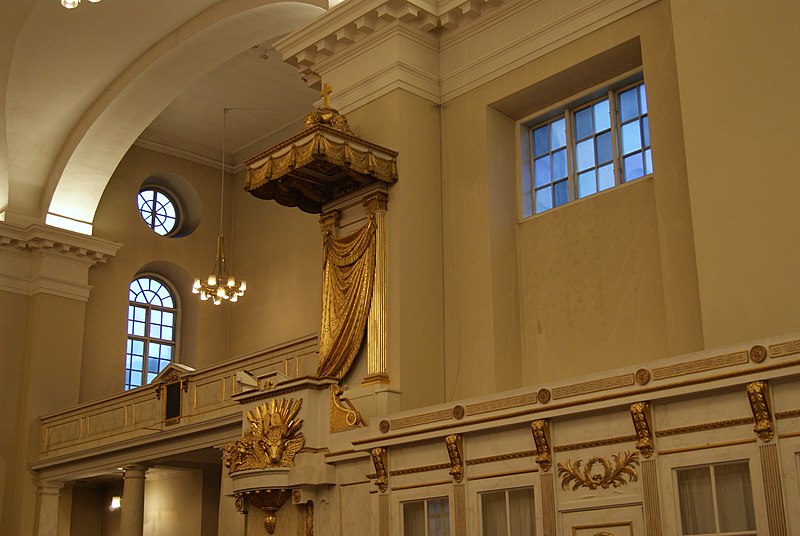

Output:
xmin=0 ymin=223 xmax=121 ymax=300
xmin=0 ymin=223 xmax=121 ymax=264
xmin=275 ymin=0 xmax=506 ymax=88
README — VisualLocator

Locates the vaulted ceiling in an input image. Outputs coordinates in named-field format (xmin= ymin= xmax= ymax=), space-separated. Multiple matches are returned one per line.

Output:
xmin=0 ymin=0 xmax=329 ymax=234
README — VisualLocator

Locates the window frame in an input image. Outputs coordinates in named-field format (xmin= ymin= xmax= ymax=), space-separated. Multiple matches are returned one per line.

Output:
xmin=393 ymin=484 xmax=454 ymax=536
xmin=467 ymin=473 xmax=541 ymax=536
xmin=136 ymin=185 xmax=182 ymax=237
xmin=478 ymin=485 xmax=536 ymax=536
xmin=670 ymin=458 xmax=759 ymax=536
xmin=125 ymin=274 xmax=180 ymax=390
xmin=518 ymin=68 xmax=651 ymax=220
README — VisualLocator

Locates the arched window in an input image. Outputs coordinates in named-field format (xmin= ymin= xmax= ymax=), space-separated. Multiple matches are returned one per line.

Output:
xmin=125 ymin=276 xmax=177 ymax=390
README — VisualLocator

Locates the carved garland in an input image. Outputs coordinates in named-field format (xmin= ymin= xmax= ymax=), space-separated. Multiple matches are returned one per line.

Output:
xmin=223 ymin=398 xmax=305 ymax=473
xmin=557 ymin=451 xmax=640 ymax=491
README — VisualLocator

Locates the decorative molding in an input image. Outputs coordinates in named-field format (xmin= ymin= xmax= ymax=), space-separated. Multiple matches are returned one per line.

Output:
xmin=746 ymin=380 xmax=774 ymax=442
xmin=445 ymin=434 xmax=464 ymax=483
xmin=657 ymin=438 xmax=756 ymax=456
xmin=537 ymin=388 xmax=551 ymax=404
xmin=390 ymin=408 xmax=453 ymax=429
xmin=0 ymin=222 xmax=121 ymax=300
xmin=552 ymin=374 xmax=634 ymax=400
xmin=768 ymin=338 xmax=800 ymax=359
xmin=371 ymin=446 xmax=389 ymax=492
xmin=530 ymin=419 xmax=552 ymax=472
xmin=466 ymin=450 xmax=536 ymax=466
xmin=329 ymin=385 xmax=366 ymax=433
xmin=635 ymin=369 xmax=651 ymax=385
xmin=652 ymin=351 xmax=748 ymax=380
xmin=553 ymin=435 xmax=637 ymax=453
xmin=387 ymin=462 xmax=451 ymax=476
xmin=275 ymin=0 xmax=509 ymax=89
xmin=775 ymin=409 xmax=800 ymax=419
xmin=465 ymin=392 xmax=537 ymax=416
xmin=557 ymin=451 xmax=639 ymax=491
xmin=654 ymin=418 xmax=752 ymax=437
xmin=630 ymin=402 xmax=654 ymax=458
xmin=749 ymin=345 xmax=768 ymax=363
xmin=223 ymin=398 xmax=305 ymax=473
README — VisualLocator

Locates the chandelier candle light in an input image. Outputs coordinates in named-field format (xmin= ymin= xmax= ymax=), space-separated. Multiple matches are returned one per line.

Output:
xmin=61 ymin=0 xmax=101 ymax=8
xmin=193 ymin=108 xmax=246 ymax=305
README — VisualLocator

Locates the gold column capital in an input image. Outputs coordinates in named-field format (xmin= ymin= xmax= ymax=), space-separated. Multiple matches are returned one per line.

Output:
xmin=319 ymin=209 xmax=341 ymax=233
xmin=363 ymin=191 xmax=389 ymax=214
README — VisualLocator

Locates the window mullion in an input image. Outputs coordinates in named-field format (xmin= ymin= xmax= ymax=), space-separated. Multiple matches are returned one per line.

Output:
xmin=608 ymin=89 xmax=622 ymax=186
xmin=564 ymin=110 xmax=576 ymax=202
xmin=709 ymin=465 xmax=721 ymax=535
xmin=505 ymin=491 xmax=512 ymax=536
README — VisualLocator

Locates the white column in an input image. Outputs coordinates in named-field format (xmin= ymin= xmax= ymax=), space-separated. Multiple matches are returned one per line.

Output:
xmin=120 ymin=465 xmax=147 ymax=536
xmin=35 ymin=482 xmax=64 ymax=536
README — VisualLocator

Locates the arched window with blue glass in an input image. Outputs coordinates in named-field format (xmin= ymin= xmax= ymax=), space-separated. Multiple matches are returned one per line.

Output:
xmin=125 ymin=276 xmax=178 ymax=390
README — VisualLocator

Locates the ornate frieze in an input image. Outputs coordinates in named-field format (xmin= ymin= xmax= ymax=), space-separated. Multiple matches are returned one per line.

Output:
xmin=223 ymin=398 xmax=305 ymax=473
xmin=445 ymin=434 xmax=464 ymax=483
xmin=530 ymin=419 xmax=552 ymax=472
xmin=629 ymin=402 xmax=654 ymax=458
xmin=557 ymin=451 xmax=639 ymax=491
xmin=652 ymin=351 xmax=748 ymax=380
xmin=746 ymin=381 xmax=774 ymax=442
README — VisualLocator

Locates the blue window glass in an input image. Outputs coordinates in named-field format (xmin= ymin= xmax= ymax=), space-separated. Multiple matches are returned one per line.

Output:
xmin=125 ymin=276 xmax=177 ymax=390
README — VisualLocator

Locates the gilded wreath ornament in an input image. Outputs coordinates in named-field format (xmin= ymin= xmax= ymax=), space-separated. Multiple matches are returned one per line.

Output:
xmin=223 ymin=398 xmax=305 ymax=473
xmin=557 ymin=451 xmax=639 ymax=491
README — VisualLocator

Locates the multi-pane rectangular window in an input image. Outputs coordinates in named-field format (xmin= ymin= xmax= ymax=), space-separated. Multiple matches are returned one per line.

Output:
xmin=675 ymin=461 xmax=756 ymax=535
xmin=480 ymin=487 xmax=535 ymax=536
xmin=402 ymin=497 xmax=450 ymax=536
xmin=524 ymin=81 xmax=651 ymax=216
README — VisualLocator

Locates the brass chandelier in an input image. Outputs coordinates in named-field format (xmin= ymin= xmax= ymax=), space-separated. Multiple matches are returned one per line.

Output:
xmin=192 ymin=109 xmax=246 ymax=305
xmin=61 ymin=0 xmax=101 ymax=8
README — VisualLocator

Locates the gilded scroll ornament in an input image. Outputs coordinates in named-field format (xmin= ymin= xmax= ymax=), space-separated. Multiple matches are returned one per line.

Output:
xmin=557 ymin=451 xmax=639 ymax=491
xmin=371 ymin=447 xmax=389 ymax=492
xmin=746 ymin=381 xmax=774 ymax=442
xmin=330 ymin=385 xmax=366 ymax=432
xmin=630 ymin=402 xmax=654 ymax=458
xmin=531 ymin=419 xmax=552 ymax=472
xmin=223 ymin=398 xmax=305 ymax=473
xmin=240 ymin=489 xmax=292 ymax=535
xmin=445 ymin=434 xmax=464 ymax=483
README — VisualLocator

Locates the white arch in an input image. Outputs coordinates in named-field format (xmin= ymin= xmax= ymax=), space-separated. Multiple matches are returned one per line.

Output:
xmin=44 ymin=0 xmax=325 ymax=234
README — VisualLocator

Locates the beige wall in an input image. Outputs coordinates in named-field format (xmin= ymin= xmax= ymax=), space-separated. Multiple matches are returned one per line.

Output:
xmin=440 ymin=0 xmax=704 ymax=394
xmin=671 ymin=0 xmax=800 ymax=348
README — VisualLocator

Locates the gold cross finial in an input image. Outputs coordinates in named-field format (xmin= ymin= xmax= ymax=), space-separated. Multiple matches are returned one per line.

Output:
xmin=321 ymin=83 xmax=333 ymax=108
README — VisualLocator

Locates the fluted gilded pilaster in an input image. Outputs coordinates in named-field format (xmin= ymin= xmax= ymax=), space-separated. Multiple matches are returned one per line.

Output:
xmin=363 ymin=191 xmax=389 ymax=384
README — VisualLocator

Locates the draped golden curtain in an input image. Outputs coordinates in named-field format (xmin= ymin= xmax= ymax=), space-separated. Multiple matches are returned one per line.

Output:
xmin=317 ymin=220 xmax=376 ymax=379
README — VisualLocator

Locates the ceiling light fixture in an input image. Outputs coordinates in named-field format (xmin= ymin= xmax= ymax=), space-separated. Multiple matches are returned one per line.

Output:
xmin=61 ymin=0 xmax=102 ymax=9
xmin=192 ymin=108 xmax=246 ymax=305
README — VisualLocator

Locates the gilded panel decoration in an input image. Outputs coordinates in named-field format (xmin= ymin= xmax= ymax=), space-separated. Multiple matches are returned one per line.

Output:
xmin=223 ymin=398 xmax=305 ymax=473
xmin=557 ymin=451 xmax=639 ymax=491
xmin=329 ymin=385 xmax=365 ymax=433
